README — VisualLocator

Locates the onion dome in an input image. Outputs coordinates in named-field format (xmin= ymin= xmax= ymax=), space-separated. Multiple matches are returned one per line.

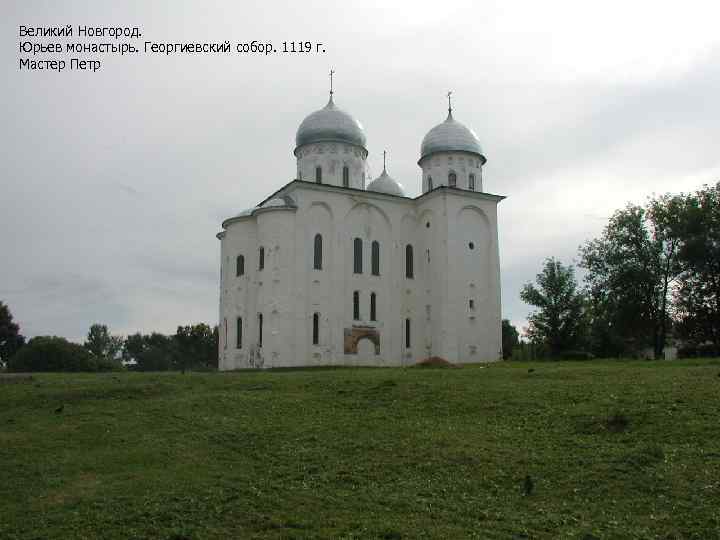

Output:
xmin=295 ymin=96 xmax=367 ymax=151
xmin=367 ymin=166 xmax=406 ymax=197
xmin=420 ymin=110 xmax=485 ymax=163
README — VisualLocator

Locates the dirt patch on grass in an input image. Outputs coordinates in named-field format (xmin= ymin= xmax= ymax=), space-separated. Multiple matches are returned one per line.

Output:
xmin=41 ymin=472 xmax=100 ymax=507
xmin=414 ymin=357 xmax=459 ymax=368
xmin=575 ymin=411 xmax=635 ymax=435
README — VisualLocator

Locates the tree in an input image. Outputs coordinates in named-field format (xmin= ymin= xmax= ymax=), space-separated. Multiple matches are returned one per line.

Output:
xmin=520 ymin=258 xmax=587 ymax=357
xmin=122 ymin=332 xmax=176 ymax=371
xmin=580 ymin=201 xmax=684 ymax=358
xmin=84 ymin=324 xmax=123 ymax=364
xmin=175 ymin=323 xmax=219 ymax=372
xmin=501 ymin=319 xmax=519 ymax=359
xmin=8 ymin=336 xmax=114 ymax=372
xmin=121 ymin=325 xmax=219 ymax=372
xmin=674 ymin=182 xmax=720 ymax=354
xmin=0 ymin=301 xmax=25 ymax=368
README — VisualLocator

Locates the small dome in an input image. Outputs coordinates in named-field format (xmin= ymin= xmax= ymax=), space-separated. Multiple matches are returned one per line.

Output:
xmin=295 ymin=96 xmax=367 ymax=150
xmin=367 ymin=168 xmax=406 ymax=197
xmin=262 ymin=195 xmax=297 ymax=209
xmin=420 ymin=111 xmax=485 ymax=162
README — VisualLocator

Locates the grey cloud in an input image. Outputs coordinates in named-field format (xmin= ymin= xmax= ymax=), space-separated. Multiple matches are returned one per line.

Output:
xmin=0 ymin=273 xmax=130 ymax=341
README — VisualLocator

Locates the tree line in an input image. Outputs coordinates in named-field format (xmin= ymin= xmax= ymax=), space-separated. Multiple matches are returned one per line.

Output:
xmin=3 ymin=182 xmax=717 ymax=369
xmin=0 ymin=308 xmax=218 ymax=372
xmin=515 ymin=182 xmax=719 ymax=359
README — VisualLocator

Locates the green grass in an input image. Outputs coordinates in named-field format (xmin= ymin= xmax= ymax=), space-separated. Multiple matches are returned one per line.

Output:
xmin=1 ymin=359 xmax=719 ymax=539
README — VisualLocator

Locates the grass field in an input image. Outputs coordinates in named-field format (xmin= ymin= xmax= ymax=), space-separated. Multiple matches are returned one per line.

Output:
xmin=1 ymin=360 xmax=719 ymax=539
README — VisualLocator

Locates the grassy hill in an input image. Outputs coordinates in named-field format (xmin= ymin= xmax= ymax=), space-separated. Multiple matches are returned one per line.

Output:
xmin=1 ymin=360 xmax=719 ymax=539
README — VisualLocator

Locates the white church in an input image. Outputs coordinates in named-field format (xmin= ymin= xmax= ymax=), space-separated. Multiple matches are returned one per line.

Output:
xmin=217 ymin=83 xmax=504 ymax=369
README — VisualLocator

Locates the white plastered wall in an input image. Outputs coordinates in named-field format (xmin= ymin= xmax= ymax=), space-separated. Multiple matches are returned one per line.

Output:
xmin=218 ymin=183 xmax=502 ymax=368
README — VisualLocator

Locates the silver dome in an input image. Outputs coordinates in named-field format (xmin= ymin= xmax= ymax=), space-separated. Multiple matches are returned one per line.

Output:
xmin=367 ymin=168 xmax=406 ymax=197
xmin=261 ymin=195 xmax=297 ymax=209
xmin=420 ymin=112 xmax=485 ymax=162
xmin=295 ymin=96 xmax=367 ymax=150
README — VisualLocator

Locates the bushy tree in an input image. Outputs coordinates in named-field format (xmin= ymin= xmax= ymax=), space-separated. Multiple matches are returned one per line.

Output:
xmin=8 ymin=336 xmax=116 ymax=372
xmin=580 ymin=202 xmax=683 ymax=357
xmin=0 ymin=301 xmax=25 ymax=368
xmin=122 ymin=332 xmax=176 ymax=371
xmin=501 ymin=319 xmax=519 ymax=359
xmin=520 ymin=258 xmax=587 ymax=357
xmin=175 ymin=323 xmax=218 ymax=372
xmin=84 ymin=323 xmax=124 ymax=365
xmin=674 ymin=182 xmax=720 ymax=354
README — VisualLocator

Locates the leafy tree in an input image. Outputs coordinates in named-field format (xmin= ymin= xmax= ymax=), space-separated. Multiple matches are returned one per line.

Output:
xmin=674 ymin=182 xmax=720 ymax=354
xmin=520 ymin=258 xmax=587 ymax=357
xmin=0 ymin=301 xmax=25 ymax=368
xmin=580 ymin=201 xmax=684 ymax=358
xmin=501 ymin=319 xmax=519 ymax=359
xmin=121 ymin=325 xmax=218 ymax=372
xmin=175 ymin=323 xmax=218 ymax=372
xmin=84 ymin=324 xmax=124 ymax=365
xmin=8 ymin=336 xmax=116 ymax=372
xmin=122 ymin=332 xmax=176 ymax=371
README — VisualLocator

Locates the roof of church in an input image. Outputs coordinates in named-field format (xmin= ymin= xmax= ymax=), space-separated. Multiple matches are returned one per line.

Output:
xmin=295 ymin=96 xmax=367 ymax=150
xmin=219 ymin=179 xmax=505 ymax=232
xmin=221 ymin=195 xmax=297 ymax=227
xmin=420 ymin=111 xmax=485 ymax=162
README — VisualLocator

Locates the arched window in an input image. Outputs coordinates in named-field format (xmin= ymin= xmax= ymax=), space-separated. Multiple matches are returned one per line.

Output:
xmin=405 ymin=318 xmax=411 ymax=348
xmin=448 ymin=171 xmax=457 ymax=187
xmin=342 ymin=165 xmax=349 ymax=187
xmin=428 ymin=176 xmax=433 ymax=191
xmin=258 ymin=247 xmax=265 ymax=270
xmin=313 ymin=234 xmax=323 ymax=270
xmin=312 ymin=313 xmax=320 ymax=345
xmin=236 ymin=317 xmax=242 ymax=349
xmin=469 ymin=173 xmax=475 ymax=191
xmin=315 ymin=166 xmax=322 ymax=183
xmin=371 ymin=241 xmax=380 ymax=276
xmin=353 ymin=238 xmax=363 ymax=274
xmin=405 ymin=244 xmax=414 ymax=278
xmin=370 ymin=292 xmax=377 ymax=321
xmin=353 ymin=291 xmax=360 ymax=320
xmin=257 ymin=313 xmax=263 ymax=347
xmin=236 ymin=255 xmax=245 ymax=277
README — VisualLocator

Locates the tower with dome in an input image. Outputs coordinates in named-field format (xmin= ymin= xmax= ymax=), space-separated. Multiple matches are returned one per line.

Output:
xmin=216 ymin=83 xmax=504 ymax=369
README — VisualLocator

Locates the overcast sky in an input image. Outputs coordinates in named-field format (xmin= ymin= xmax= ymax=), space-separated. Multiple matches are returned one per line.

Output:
xmin=3 ymin=0 xmax=720 ymax=342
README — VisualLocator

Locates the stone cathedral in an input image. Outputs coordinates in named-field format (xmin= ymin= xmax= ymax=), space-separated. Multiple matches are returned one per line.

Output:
xmin=216 ymin=86 xmax=504 ymax=369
